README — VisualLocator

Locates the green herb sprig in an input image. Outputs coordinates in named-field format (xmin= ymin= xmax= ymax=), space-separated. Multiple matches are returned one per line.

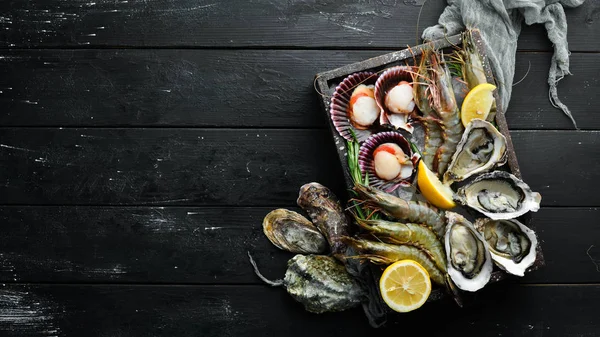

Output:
xmin=346 ymin=130 xmax=379 ymax=220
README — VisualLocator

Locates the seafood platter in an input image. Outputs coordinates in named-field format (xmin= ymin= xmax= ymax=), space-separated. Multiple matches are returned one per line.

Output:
xmin=249 ymin=30 xmax=544 ymax=327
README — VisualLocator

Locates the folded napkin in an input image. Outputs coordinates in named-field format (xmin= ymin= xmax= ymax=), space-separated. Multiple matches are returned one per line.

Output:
xmin=422 ymin=0 xmax=585 ymax=128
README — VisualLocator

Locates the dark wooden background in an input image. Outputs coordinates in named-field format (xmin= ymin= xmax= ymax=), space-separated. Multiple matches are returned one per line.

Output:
xmin=1 ymin=1 xmax=599 ymax=336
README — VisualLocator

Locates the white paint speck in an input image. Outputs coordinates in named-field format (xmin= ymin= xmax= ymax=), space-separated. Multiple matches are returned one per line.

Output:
xmin=187 ymin=212 xmax=199 ymax=215
xmin=204 ymin=227 xmax=223 ymax=230
xmin=0 ymin=144 xmax=34 ymax=152
xmin=161 ymin=89 xmax=171 ymax=93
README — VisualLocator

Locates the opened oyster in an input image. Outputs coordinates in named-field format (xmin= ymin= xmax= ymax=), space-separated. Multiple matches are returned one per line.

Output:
xmin=445 ymin=212 xmax=493 ymax=292
xmin=443 ymin=119 xmax=507 ymax=184
xmin=263 ymin=209 xmax=328 ymax=254
xmin=456 ymin=171 xmax=541 ymax=220
xmin=474 ymin=218 xmax=538 ymax=276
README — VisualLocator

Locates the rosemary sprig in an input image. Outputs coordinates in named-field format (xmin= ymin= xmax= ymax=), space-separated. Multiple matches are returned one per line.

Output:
xmin=345 ymin=131 xmax=379 ymax=220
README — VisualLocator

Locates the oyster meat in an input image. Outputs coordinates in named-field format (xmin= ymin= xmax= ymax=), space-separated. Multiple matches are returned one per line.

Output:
xmin=444 ymin=212 xmax=493 ymax=292
xmin=443 ymin=119 xmax=507 ymax=184
xmin=249 ymin=253 xmax=364 ymax=313
xmin=474 ymin=218 xmax=538 ymax=277
xmin=456 ymin=171 xmax=541 ymax=220
xmin=263 ymin=209 xmax=328 ymax=254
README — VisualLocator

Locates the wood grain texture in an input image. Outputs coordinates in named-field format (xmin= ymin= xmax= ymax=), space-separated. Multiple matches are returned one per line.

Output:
xmin=1 ymin=50 xmax=597 ymax=129
xmin=0 ymin=129 xmax=598 ymax=206
xmin=0 ymin=0 xmax=597 ymax=51
xmin=0 ymin=284 xmax=599 ymax=336
xmin=0 ymin=206 xmax=597 ymax=284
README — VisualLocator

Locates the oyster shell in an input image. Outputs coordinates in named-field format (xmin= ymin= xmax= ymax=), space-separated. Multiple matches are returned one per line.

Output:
xmin=358 ymin=131 xmax=420 ymax=193
xmin=263 ymin=209 xmax=328 ymax=254
xmin=374 ymin=66 xmax=416 ymax=133
xmin=330 ymin=72 xmax=379 ymax=142
xmin=456 ymin=171 xmax=541 ymax=220
xmin=248 ymin=253 xmax=364 ymax=314
xmin=443 ymin=119 xmax=507 ymax=184
xmin=474 ymin=218 xmax=538 ymax=277
xmin=444 ymin=212 xmax=493 ymax=292
xmin=297 ymin=183 xmax=350 ymax=259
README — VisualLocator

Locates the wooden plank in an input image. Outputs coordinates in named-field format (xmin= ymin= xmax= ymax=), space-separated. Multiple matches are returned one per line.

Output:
xmin=0 ymin=129 xmax=597 ymax=206
xmin=0 ymin=0 xmax=597 ymax=51
xmin=0 ymin=206 xmax=597 ymax=284
xmin=0 ymin=284 xmax=598 ymax=336
xmin=0 ymin=50 xmax=597 ymax=129
xmin=0 ymin=206 xmax=291 ymax=284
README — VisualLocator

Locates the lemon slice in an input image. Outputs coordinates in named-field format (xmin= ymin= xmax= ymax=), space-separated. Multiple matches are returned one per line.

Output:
xmin=379 ymin=260 xmax=432 ymax=313
xmin=417 ymin=161 xmax=456 ymax=209
xmin=461 ymin=83 xmax=497 ymax=127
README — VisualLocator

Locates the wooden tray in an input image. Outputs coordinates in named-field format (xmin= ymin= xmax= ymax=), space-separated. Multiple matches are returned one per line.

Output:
xmin=314 ymin=31 xmax=544 ymax=288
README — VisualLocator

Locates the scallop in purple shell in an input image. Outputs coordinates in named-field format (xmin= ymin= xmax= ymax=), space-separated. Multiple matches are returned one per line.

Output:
xmin=358 ymin=131 xmax=420 ymax=193
xmin=374 ymin=66 xmax=417 ymax=133
xmin=329 ymin=72 xmax=379 ymax=142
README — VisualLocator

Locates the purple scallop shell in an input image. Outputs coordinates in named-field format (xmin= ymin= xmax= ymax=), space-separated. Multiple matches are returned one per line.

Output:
xmin=374 ymin=66 xmax=416 ymax=133
xmin=358 ymin=131 xmax=420 ymax=193
xmin=330 ymin=72 xmax=379 ymax=142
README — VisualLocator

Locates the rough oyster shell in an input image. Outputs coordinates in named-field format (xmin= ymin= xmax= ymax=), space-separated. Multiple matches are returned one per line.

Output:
xmin=444 ymin=212 xmax=493 ymax=292
xmin=330 ymin=72 xmax=379 ymax=142
xmin=456 ymin=171 xmax=541 ymax=220
xmin=297 ymin=182 xmax=349 ymax=259
xmin=263 ymin=209 xmax=328 ymax=254
xmin=248 ymin=253 xmax=364 ymax=314
xmin=358 ymin=131 xmax=419 ymax=193
xmin=284 ymin=254 xmax=364 ymax=313
xmin=374 ymin=66 xmax=416 ymax=133
xmin=474 ymin=218 xmax=538 ymax=277
xmin=443 ymin=119 xmax=507 ymax=184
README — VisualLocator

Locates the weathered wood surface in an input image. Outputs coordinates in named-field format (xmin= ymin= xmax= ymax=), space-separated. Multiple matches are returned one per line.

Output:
xmin=0 ymin=129 xmax=598 ymax=206
xmin=0 ymin=284 xmax=599 ymax=337
xmin=1 ymin=0 xmax=599 ymax=335
xmin=0 ymin=50 xmax=597 ymax=129
xmin=0 ymin=206 xmax=597 ymax=284
xmin=0 ymin=0 xmax=598 ymax=51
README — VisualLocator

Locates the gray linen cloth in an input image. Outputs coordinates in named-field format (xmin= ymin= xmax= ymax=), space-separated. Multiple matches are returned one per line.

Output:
xmin=422 ymin=0 xmax=585 ymax=128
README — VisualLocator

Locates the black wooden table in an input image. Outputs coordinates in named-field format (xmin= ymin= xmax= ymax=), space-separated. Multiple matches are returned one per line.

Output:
xmin=1 ymin=1 xmax=599 ymax=336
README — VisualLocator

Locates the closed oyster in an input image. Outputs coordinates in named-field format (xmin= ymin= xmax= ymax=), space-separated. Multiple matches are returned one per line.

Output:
xmin=474 ymin=218 xmax=538 ymax=277
xmin=443 ymin=119 xmax=507 ymax=184
xmin=456 ymin=171 xmax=541 ymax=220
xmin=248 ymin=253 xmax=364 ymax=313
xmin=263 ymin=209 xmax=328 ymax=254
xmin=297 ymin=183 xmax=350 ymax=260
xmin=444 ymin=212 xmax=493 ymax=292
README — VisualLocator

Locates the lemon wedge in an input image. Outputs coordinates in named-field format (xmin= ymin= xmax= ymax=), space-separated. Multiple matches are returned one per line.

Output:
xmin=417 ymin=161 xmax=456 ymax=209
xmin=379 ymin=260 xmax=432 ymax=313
xmin=461 ymin=83 xmax=497 ymax=127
